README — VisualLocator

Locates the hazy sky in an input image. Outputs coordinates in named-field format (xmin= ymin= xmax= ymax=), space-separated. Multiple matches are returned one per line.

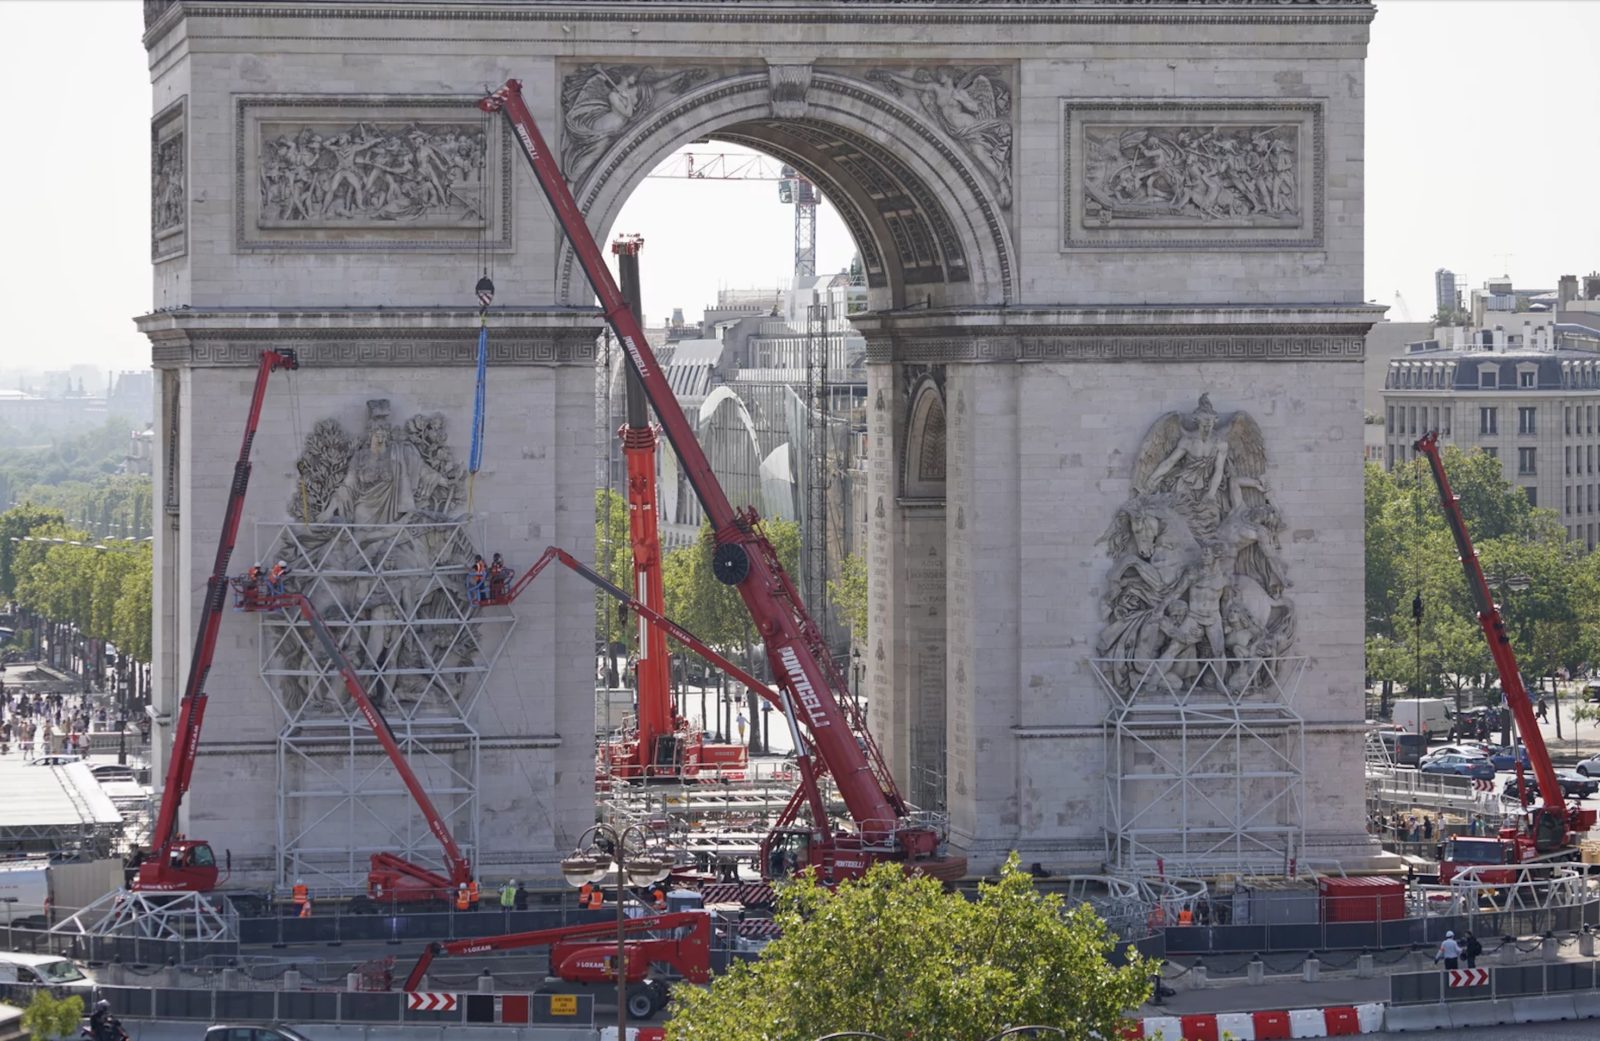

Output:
xmin=2 ymin=0 xmax=1596 ymax=372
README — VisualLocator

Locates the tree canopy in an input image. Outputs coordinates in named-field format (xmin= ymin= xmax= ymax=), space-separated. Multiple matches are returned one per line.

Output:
xmin=667 ymin=857 xmax=1153 ymax=1041
xmin=1365 ymin=450 xmax=1595 ymax=697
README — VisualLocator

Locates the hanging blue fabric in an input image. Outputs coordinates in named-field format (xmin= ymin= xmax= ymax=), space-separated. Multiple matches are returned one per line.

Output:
xmin=469 ymin=324 xmax=488 ymax=474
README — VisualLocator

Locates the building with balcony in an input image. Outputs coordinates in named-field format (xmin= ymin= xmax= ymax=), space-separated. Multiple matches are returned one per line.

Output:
xmin=1383 ymin=314 xmax=1600 ymax=547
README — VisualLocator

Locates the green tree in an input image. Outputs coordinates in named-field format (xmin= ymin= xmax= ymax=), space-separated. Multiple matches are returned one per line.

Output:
xmin=668 ymin=856 xmax=1153 ymax=1041
xmin=826 ymin=551 xmax=869 ymax=645
xmin=0 ymin=503 xmax=66 ymax=597
xmin=595 ymin=488 xmax=632 ymax=652
xmin=662 ymin=518 xmax=802 ymax=667
xmin=20 ymin=990 xmax=84 ymax=1041
xmin=112 ymin=544 xmax=154 ymax=663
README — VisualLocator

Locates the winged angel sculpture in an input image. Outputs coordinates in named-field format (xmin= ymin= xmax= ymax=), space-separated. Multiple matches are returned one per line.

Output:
xmin=1096 ymin=395 xmax=1295 ymax=697
xmin=870 ymin=67 xmax=1013 ymax=208
xmin=561 ymin=65 xmax=709 ymax=178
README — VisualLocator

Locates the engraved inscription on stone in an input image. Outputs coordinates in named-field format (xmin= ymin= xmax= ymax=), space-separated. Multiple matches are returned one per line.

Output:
xmin=1096 ymin=394 xmax=1295 ymax=698
xmin=561 ymin=64 xmax=711 ymax=180
xmin=869 ymin=66 xmax=1013 ymax=209
xmin=1082 ymin=124 xmax=1299 ymax=228
xmin=151 ymin=98 xmax=186 ymax=262
xmin=258 ymin=121 xmax=488 ymax=227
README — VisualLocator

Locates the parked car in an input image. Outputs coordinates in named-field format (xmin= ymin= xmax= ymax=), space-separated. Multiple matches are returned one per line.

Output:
xmin=1584 ymin=681 xmax=1600 ymax=704
xmin=88 ymin=764 xmax=136 ymax=783
xmin=0 ymin=951 xmax=95 ymax=993
xmin=1420 ymin=754 xmax=1496 ymax=780
xmin=1576 ymin=752 xmax=1600 ymax=777
xmin=26 ymin=754 xmax=82 ymax=767
xmin=203 ymin=1025 xmax=315 ymax=1041
xmin=1489 ymin=745 xmax=1533 ymax=772
xmin=1501 ymin=771 xmax=1599 ymax=802
xmin=1421 ymin=744 xmax=1492 ymax=764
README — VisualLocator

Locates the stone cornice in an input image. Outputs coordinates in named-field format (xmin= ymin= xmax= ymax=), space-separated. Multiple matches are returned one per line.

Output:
xmin=853 ymin=304 xmax=1384 ymax=363
xmin=146 ymin=0 xmax=1376 ymax=48
xmin=138 ymin=307 xmax=605 ymax=368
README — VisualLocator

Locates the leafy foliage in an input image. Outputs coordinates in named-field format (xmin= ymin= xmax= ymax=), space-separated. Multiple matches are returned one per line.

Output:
xmin=1366 ymin=449 xmax=1593 ymax=696
xmin=20 ymin=990 xmax=84 ymax=1041
xmin=667 ymin=856 xmax=1153 ymax=1041
xmin=827 ymin=550 xmax=869 ymax=645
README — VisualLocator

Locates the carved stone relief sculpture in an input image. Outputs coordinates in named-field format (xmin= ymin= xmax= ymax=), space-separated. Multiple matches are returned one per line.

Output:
xmin=869 ymin=66 xmax=1013 ymax=208
xmin=560 ymin=64 xmax=711 ymax=180
xmin=258 ymin=121 xmax=488 ymax=226
xmin=267 ymin=400 xmax=485 ymax=720
xmin=1096 ymin=395 xmax=1295 ymax=697
xmin=151 ymin=98 xmax=186 ymax=261
xmin=1083 ymin=124 xmax=1299 ymax=226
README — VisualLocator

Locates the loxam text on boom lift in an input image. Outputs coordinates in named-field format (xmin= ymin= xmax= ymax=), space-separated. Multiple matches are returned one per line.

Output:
xmin=1414 ymin=431 xmax=1596 ymax=884
xmin=136 ymin=349 xmax=299 ymax=893
xmin=478 ymin=79 xmax=963 ymax=882
xmin=403 ymin=909 xmax=712 ymax=1020
xmin=229 ymin=586 xmax=473 ymax=905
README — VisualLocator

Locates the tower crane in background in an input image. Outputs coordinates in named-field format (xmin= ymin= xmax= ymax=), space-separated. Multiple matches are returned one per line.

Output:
xmin=648 ymin=150 xmax=819 ymax=282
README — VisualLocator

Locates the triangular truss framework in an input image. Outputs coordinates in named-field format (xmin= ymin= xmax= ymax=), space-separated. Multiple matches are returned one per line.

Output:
xmin=1093 ymin=656 xmax=1307 ymax=877
xmin=255 ymin=520 xmax=515 ymax=889
xmin=52 ymin=888 xmax=237 ymax=942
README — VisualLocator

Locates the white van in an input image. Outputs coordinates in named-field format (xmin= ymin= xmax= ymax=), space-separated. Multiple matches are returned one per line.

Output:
xmin=1390 ymin=698 xmax=1453 ymax=740
xmin=0 ymin=951 xmax=96 ymax=992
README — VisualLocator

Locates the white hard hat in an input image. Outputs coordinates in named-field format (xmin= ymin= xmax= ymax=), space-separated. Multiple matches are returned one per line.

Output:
xmin=1445 ymin=930 xmax=1455 ymax=938
xmin=509 ymin=879 xmax=518 ymax=885
xmin=276 ymin=560 xmax=287 ymax=567
xmin=296 ymin=878 xmax=303 ymax=885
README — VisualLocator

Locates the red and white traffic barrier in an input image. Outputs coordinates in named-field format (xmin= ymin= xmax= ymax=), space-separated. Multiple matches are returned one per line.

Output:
xmin=1126 ymin=1002 xmax=1384 ymax=1039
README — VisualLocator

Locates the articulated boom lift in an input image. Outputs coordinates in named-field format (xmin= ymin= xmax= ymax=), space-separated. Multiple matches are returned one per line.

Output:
xmin=480 ymin=80 xmax=958 ymax=880
xmin=232 ymin=589 xmax=473 ymax=902
xmin=138 ymin=348 xmax=299 ymax=893
xmin=1414 ymin=431 xmax=1596 ymax=879
xmin=404 ymin=909 xmax=711 ymax=1019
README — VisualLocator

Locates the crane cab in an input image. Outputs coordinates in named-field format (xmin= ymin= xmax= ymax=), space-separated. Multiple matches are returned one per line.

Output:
xmin=763 ymin=829 xmax=812 ymax=880
xmin=135 ymin=840 xmax=220 ymax=892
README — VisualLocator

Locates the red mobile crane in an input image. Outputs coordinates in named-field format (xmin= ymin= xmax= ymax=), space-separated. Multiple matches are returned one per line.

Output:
xmin=604 ymin=233 xmax=745 ymax=781
xmin=1414 ymin=431 xmax=1596 ymax=882
xmin=403 ymin=909 xmax=711 ymax=1020
xmin=231 ymin=588 xmax=473 ymax=903
xmin=480 ymin=80 xmax=958 ymax=881
xmin=137 ymin=349 xmax=299 ymax=893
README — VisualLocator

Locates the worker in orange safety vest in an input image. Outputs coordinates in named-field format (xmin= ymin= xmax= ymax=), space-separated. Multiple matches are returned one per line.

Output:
xmin=652 ymin=887 xmax=667 ymax=911
xmin=468 ymin=555 xmax=488 ymax=602
xmin=268 ymin=560 xmax=289 ymax=595
xmin=578 ymin=881 xmax=594 ymax=908
xmin=455 ymin=883 xmax=471 ymax=911
xmin=467 ymin=878 xmax=481 ymax=909
xmin=292 ymin=879 xmax=308 ymax=911
xmin=1177 ymin=907 xmax=1194 ymax=926
xmin=588 ymin=887 xmax=604 ymax=910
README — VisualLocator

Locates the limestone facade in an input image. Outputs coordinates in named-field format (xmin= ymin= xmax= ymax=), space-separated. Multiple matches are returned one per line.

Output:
xmin=143 ymin=0 xmax=1382 ymax=884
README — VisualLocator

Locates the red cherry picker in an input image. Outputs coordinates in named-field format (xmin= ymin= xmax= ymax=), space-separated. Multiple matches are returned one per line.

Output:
xmin=1413 ymin=431 xmax=1595 ymax=883
xmin=479 ymin=79 xmax=961 ymax=882
xmin=135 ymin=348 xmax=299 ymax=893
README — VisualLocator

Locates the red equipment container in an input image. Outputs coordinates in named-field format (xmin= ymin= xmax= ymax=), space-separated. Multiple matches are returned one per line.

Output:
xmin=1318 ymin=875 xmax=1405 ymax=922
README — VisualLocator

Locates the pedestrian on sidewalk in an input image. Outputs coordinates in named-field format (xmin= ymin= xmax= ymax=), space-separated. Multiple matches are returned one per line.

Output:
xmin=1434 ymin=930 xmax=1461 ymax=970
xmin=1462 ymin=930 xmax=1482 ymax=969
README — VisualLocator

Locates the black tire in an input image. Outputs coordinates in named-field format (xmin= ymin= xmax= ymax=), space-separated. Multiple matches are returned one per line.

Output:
xmin=626 ymin=986 xmax=656 ymax=1020
xmin=647 ymin=979 xmax=670 ymax=1012
xmin=1579 ymin=766 xmax=1592 ymax=778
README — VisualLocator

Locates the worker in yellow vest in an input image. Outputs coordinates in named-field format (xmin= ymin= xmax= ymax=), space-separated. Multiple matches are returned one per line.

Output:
xmin=455 ymin=883 xmax=471 ymax=912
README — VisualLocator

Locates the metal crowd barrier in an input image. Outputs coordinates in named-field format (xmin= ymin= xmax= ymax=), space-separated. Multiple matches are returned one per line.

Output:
xmin=1389 ymin=961 xmax=1600 ymax=1005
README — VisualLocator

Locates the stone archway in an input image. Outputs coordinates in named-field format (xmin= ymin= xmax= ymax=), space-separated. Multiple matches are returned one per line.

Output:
xmin=554 ymin=65 xmax=1015 ymax=311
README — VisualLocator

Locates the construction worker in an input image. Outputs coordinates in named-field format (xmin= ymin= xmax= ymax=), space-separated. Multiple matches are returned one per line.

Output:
xmin=652 ymin=886 xmax=667 ymax=912
xmin=1177 ymin=906 xmax=1194 ymax=927
xmin=268 ymin=559 xmax=290 ymax=595
xmin=468 ymin=555 xmax=488 ymax=603
xmin=578 ymin=881 xmax=594 ymax=908
xmin=243 ymin=563 xmax=264 ymax=606
xmin=455 ymin=882 xmax=471 ymax=912
xmin=467 ymin=877 xmax=481 ymax=909
xmin=298 ymin=896 xmax=312 ymax=918
xmin=488 ymin=553 xmax=511 ymax=599
xmin=587 ymin=886 xmax=604 ymax=910
xmin=292 ymin=879 xmax=308 ymax=913
xmin=500 ymin=879 xmax=517 ymax=909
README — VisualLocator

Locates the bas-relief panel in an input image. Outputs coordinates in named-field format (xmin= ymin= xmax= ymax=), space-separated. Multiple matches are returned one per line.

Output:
xmin=236 ymin=97 xmax=513 ymax=252
xmin=152 ymin=97 xmax=187 ymax=262
xmin=1063 ymin=101 xmax=1324 ymax=251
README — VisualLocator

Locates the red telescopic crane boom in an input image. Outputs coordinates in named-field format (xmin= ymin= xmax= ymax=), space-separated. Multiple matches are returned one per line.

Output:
xmin=479 ymin=80 xmax=926 ymax=857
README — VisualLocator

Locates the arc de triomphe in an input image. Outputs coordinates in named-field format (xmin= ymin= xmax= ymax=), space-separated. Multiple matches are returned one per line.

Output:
xmin=141 ymin=0 xmax=1383 ymax=886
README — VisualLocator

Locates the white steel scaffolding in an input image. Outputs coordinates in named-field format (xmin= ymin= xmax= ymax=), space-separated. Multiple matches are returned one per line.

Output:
xmin=255 ymin=520 xmax=514 ymax=890
xmin=1094 ymin=656 xmax=1307 ymax=877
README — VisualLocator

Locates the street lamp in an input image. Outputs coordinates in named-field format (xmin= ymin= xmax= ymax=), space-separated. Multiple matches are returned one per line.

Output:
xmin=561 ymin=823 xmax=673 ymax=1036
xmin=850 ymin=646 xmax=863 ymax=713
